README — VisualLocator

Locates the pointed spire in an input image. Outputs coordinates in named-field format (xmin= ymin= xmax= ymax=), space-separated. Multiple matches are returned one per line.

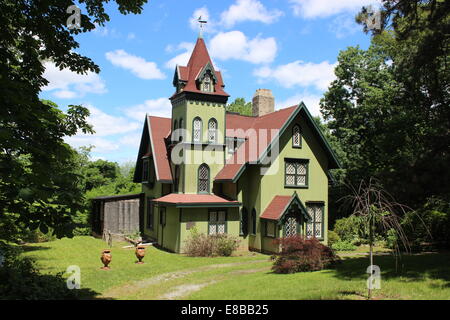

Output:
xmin=197 ymin=16 xmax=207 ymax=39
xmin=170 ymin=34 xmax=229 ymax=99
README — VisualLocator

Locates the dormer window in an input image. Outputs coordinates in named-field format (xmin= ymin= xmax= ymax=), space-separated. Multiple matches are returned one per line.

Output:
xmin=203 ymin=74 xmax=211 ymax=92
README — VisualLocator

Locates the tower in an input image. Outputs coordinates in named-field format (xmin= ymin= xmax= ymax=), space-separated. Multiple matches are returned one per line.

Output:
xmin=169 ymin=36 xmax=229 ymax=194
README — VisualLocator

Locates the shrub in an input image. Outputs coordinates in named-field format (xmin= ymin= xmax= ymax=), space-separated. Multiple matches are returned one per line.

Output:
xmin=183 ymin=228 xmax=240 ymax=257
xmin=327 ymin=230 xmax=340 ymax=246
xmin=271 ymin=236 xmax=340 ymax=273
xmin=334 ymin=215 xmax=367 ymax=242
xmin=331 ymin=240 xmax=357 ymax=251
xmin=214 ymin=234 xmax=240 ymax=257
xmin=18 ymin=228 xmax=57 ymax=243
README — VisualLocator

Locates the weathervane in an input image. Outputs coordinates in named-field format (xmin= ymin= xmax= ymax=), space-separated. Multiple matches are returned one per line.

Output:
xmin=198 ymin=16 xmax=207 ymax=38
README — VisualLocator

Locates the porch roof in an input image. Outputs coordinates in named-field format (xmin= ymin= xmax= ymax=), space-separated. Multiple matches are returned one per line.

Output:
xmin=153 ymin=193 xmax=241 ymax=208
xmin=261 ymin=193 xmax=312 ymax=222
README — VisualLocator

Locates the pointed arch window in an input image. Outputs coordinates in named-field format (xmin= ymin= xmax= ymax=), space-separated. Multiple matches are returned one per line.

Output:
xmin=173 ymin=165 xmax=180 ymax=193
xmin=178 ymin=118 xmax=184 ymax=141
xmin=173 ymin=120 xmax=178 ymax=142
xmin=193 ymin=117 xmax=202 ymax=143
xmin=208 ymin=118 xmax=218 ymax=143
xmin=198 ymin=164 xmax=210 ymax=193
xmin=251 ymin=209 xmax=257 ymax=235
xmin=240 ymin=207 xmax=248 ymax=236
xmin=293 ymin=125 xmax=301 ymax=148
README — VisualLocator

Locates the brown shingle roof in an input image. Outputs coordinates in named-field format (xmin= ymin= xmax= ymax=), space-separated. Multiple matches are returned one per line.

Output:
xmin=153 ymin=193 xmax=240 ymax=207
xmin=215 ymin=105 xmax=299 ymax=181
xmin=260 ymin=196 xmax=292 ymax=220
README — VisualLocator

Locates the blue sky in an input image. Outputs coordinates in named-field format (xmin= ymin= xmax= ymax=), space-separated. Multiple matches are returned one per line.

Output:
xmin=39 ymin=0 xmax=379 ymax=164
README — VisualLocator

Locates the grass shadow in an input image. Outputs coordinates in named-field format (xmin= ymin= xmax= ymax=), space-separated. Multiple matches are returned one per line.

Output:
xmin=20 ymin=245 xmax=51 ymax=252
xmin=332 ymin=253 xmax=450 ymax=284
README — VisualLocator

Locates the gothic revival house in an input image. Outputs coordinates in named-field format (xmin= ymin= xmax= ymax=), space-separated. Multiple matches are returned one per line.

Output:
xmin=134 ymin=35 xmax=340 ymax=253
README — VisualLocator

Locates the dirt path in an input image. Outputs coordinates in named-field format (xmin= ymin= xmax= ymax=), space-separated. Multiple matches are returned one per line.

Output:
xmin=159 ymin=281 xmax=218 ymax=300
xmin=101 ymin=259 xmax=269 ymax=299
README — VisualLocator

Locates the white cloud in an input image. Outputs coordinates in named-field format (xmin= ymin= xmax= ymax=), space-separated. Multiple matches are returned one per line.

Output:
xmin=125 ymin=98 xmax=172 ymax=121
xmin=220 ymin=0 xmax=283 ymax=28
xmin=42 ymin=61 xmax=107 ymax=99
xmin=65 ymin=135 xmax=120 ymax=153
xmin=118 ymin=133 xmax=142 ymax=149
xmin=64 ymin=104 xmax=143 ymax=154
xmin=165 ymin=42 xmax=195 ymax=69
xmin=52 ymin=90 xmax=77 ymax=99
xmin=254 ymin=60 xmax=336 ymax=91
xmin=278 ymin=92 xmax=323 ymax=117
xmin=105 ymin=50 xmax=166 ymax=80
xmin=329 ymin=15 xmax=361 ymax=38
xmin=289 ymin=0 xmax=380 ymax=18
xmin=86 ymin=105 xmax=141 ymax=136
xmin=210 ymin=31 xmax=277 ymax=64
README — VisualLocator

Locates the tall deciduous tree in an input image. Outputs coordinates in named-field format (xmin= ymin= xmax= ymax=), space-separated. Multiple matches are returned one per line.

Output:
xmin=321 ymin=0 xmax=449 ymax=209
xmin=0 ymin=0 xmax=147 ymax=240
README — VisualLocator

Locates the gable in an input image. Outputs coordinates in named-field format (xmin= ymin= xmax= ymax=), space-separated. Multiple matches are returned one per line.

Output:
xmin=215 ymin=103 xmax=340 ymax=183
xmin=133 ymin=116 xmax=173 ymax=183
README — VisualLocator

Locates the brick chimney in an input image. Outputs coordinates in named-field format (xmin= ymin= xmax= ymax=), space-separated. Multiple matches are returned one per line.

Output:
xmin=252 ymin=89 xmax=274 ymax=117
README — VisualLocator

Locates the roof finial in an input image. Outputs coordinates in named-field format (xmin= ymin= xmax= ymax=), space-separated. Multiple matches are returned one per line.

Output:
xmin=197 ymin=16 xmax=207 ymax=38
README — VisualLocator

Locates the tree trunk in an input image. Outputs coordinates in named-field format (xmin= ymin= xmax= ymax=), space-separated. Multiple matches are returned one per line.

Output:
xmin=368 ymin=215 xmax=374 ymax=300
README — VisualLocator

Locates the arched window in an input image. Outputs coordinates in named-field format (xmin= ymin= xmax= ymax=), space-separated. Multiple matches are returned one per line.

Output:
xmin=208 ymin=118 xmax=218 ymax=143
xmin=292 ymin=124 xmax=301 ymax=148
xmin=173 ymin=120 xmax=178 ymax=141
xmin=178 ymin=118 xmax=184 ymax=141
xmin=193 ymin=117 xmax=202 ymax=143
xmin=240 ymin=207 xmax=248 ymax=236
xmin=203 ymin=73 xmax=211 ymax=92
xmin=251 ymin=209 xmax=257 ymax=235
xmin=198 ymin=164 xmax=210 ymax=193
xmin=173 ymin=165 xmax=180 ymax=193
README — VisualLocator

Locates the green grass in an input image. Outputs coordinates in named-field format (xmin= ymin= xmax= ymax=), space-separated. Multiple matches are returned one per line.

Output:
xmin=189 ymin=254 xmax=450 ymax=300
xmin=21 ymin=236 xmax=450 ymax=300
xmin=21 ymin=236 xmax=265 ymax=298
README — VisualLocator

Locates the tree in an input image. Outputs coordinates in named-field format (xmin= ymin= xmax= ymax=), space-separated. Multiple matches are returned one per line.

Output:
xmin=226 ymin=98 xmax=252 ymax=116
xmin=344 ymin=179 xmax=411 ymax=299
xmin=322 ymin=1 xmax=449 ymax=217
xmin=0 ymin=0 xmax=148 ymax=240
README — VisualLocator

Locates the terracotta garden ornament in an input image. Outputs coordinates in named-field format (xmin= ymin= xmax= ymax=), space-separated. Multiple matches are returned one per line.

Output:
xmin=135 ymin=245 xmax=146 ymax=264
xmin=101 ymin=249 xmax=112 ymax=270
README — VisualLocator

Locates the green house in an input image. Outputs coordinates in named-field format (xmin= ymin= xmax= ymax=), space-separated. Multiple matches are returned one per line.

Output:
xmin=133 ymin=35 xmax=340 ymax=253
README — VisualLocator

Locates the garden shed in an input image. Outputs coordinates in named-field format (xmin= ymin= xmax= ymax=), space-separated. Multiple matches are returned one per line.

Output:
xmin=91 ymin=193 xmax=144 ymax=236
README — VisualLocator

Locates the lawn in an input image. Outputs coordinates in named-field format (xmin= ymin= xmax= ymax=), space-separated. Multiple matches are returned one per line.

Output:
xmin=21 ymin=236 xmax=450 ymax=300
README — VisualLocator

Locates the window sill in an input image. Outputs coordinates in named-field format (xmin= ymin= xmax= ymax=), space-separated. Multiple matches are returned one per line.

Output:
xmin=284 ymin=185 xmax=308 ymax=189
